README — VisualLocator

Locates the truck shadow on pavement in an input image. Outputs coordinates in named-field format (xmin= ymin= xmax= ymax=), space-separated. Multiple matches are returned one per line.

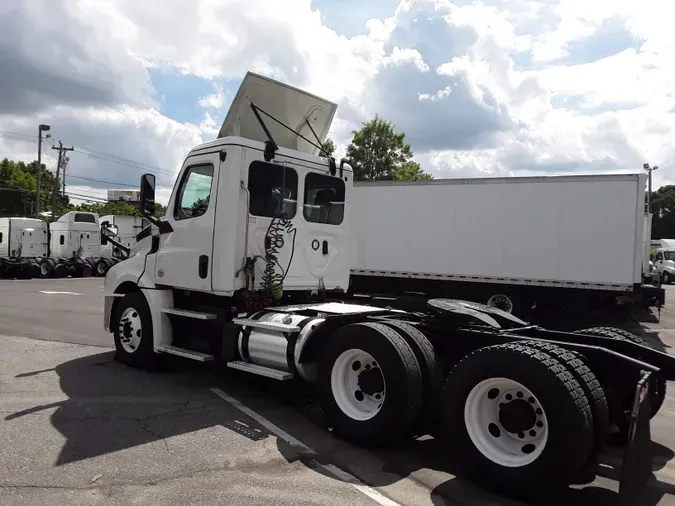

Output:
xmin=5 ymin=350 xmax=675 ymax=506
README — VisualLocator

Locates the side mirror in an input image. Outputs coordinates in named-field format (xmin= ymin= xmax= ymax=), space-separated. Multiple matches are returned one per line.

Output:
xmin=139 ymin=173 xmax=156 ymax=216
xmin=102 ymin=224 xmax=119 ymax=238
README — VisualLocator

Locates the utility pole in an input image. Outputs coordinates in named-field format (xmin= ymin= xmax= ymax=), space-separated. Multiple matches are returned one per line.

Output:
xmin=35 ymin=124 xmax=51 ymax=218
xmin=62 ymin=154 xmax=70 ymax=195
xmin=51 ymin=141 xmax=74 ymax=221
xmin=644 ymin=163 xmax=659 ymax=214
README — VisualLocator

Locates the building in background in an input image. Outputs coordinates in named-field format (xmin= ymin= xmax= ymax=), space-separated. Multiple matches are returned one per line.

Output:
xmin=107 ymin=190 xmax=140 ymax=204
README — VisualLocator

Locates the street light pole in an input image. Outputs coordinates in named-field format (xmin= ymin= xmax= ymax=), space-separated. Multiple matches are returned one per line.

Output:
xmin=36 ymin=124 xmax=51 ymax=218
xmin=643 ymin=163 xmax=659 ymax=214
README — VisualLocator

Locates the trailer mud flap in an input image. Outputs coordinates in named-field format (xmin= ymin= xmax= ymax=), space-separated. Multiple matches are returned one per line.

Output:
xmin=618 ymin=370 xmax=652 ymax=505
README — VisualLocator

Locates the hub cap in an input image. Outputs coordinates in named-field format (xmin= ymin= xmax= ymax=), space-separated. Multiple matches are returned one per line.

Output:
xmin=40 ymin=263 xmax=49 ymax=276
xmin=97 ymin=262 xmax=106 ymax=275
xmin=330 ymin=349 xmax=386 ymax=421
xmin=487 ymin=294 xmax=513 ymax=313
xmin=118 ymin=307 xmax=142 ymax=354
xmin=464 ymin=377 xmax=548 ymax=467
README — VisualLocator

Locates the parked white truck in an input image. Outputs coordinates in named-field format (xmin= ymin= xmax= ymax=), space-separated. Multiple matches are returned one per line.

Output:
xmin=0 ymin=217 xmax=47 ymax=278
xmin=0 ymin=211 xmax=105 ymax=279
xmin=102 ymin=71 xmax=674 ymax=502
xmin=96 ymin=215 xmax=147 ymax=276
xmin=350 ymin=176 xmax=664 ymax=318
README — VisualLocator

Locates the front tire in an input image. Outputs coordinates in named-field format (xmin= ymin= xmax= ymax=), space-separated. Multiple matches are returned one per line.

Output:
xmin=440 ymin=343 xmax=593 ymax=499
xmin=113 ymin=292 xmax=156 ymax=369
xmin=317 ymin=322 xmax=423 ymax=445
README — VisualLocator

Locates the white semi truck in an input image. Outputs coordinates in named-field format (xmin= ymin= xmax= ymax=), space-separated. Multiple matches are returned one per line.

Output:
xmin=350 ymin=176 xmax=665 ymax=318
xmin=0 ymin=211 xmax=104 ymax=279
xmin=102 ymin=71 xmax=674 ymax=501
xmin=0 ymin=217 xmax=47 ymax=278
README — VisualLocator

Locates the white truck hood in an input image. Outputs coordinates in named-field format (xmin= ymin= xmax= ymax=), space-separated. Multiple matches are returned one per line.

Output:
xmin=217 ymin=71 xmax=337 ymax=156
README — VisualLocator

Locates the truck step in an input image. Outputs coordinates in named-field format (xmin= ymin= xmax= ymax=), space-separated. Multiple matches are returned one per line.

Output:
xmin=156 ymin=344 xmax=214 ymax=361
xmin=227 ymin=361 xmax=293 ymax=381
xmin=161 ymin=308 xmax=217 ymax=320
xmin=232 ymin=318 xmax=300 ymax=333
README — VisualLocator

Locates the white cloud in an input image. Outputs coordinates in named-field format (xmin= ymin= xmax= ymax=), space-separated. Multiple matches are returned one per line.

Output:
xmin=1 ymin=0 xmax=674 ymax=202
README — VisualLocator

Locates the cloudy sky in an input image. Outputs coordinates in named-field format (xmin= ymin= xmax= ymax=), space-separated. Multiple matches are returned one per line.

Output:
xmin=0 ymin=0 xmax=672 ymax=204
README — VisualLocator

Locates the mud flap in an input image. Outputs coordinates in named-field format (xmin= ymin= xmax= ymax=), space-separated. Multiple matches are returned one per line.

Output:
xmin=618 ymin=370 xmax=652 ymax=505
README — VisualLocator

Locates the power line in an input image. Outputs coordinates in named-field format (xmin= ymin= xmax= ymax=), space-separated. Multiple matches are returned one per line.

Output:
xmin=68 ymin=173 xmax=137 ymax=187
xmin=0 ymin=129 xmax=175 ymax=176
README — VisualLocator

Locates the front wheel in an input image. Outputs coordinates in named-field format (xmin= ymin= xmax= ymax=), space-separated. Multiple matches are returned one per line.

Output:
xmin=663 ymin=271 xmax=670 ymax=284
xmin=317 ymin=322 xmax=423 ymax=445
xmin=440 ymin=343 xmax=593 ymax=499
xmin=113 ymin=292 xmax=155 ymax=369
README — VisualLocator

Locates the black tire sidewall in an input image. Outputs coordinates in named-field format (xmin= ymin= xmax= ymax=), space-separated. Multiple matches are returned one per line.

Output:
xmin=441 ymin=346 xmax=591 ymax=495
xmin=96 ymin=261 xmax=108 ymax=276
xmin=317 ymin=323 xmax=422 ymax=443
xmin=113 ymin=292 xmax=155 ymax=368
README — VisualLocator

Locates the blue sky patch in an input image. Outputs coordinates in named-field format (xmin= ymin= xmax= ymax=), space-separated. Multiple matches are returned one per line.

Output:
xmin=311 ymin=0 xmax=399 ymax=37
xmin=148 ymin=68 xmax=242 ymax=126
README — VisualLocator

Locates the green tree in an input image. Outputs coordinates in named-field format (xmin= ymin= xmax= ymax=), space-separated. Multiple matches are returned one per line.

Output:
xmin=395 ymin=161 xmax=434 ymax=181
xmin=650 ymin=185 xmax=675 ymax=239
xmin=345 ymin=115 xmax=432 ymax=181
xmin=0 ymin=157 xmax=66 ymax=217
xmin=322 ymin=138 xmax=336 ymax=157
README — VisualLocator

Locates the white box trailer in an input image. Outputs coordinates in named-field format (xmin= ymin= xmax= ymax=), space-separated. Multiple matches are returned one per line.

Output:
xmin=350 ymin=174 xmax=664 ymax=316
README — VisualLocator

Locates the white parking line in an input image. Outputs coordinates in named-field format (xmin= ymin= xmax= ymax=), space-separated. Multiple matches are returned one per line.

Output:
xmin=38 ymin=291 xmax=82 ymax=295
xmin=210 ymin=387 xmax=401 ymax=506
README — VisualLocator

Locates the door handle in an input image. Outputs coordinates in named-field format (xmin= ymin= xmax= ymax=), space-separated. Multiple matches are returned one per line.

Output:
xmin=322 ymin=240 xmax=328 ymax=255
xmin=199 ymin=255 xmax=208 ymax=279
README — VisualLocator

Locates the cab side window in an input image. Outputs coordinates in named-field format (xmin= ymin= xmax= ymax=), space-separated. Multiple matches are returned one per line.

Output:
xmin=303 ymin=173 xmax=345 ymax=225
xmin=248 ymin=161 xmax=298 ymax=218
xmin=656 ymin=252 xmax=664 ymax=261
xmin=174 ymin=164 xmax=214 ymax=220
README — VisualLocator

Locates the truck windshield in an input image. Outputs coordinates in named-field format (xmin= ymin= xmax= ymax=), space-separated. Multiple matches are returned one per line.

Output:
xmin=303 ymin=172 xmax=345 ymax=225
xmin=664 ymin=251 xmax=675 ymax=261
xmin=74 ymin=213 xmax=96 ymax=223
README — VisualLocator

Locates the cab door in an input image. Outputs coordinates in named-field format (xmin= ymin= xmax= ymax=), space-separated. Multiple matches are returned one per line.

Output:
xmin=299 ymin=171 xmax=350 ymax=289
xmin=154 ymin=153 xmax=219 ymax=291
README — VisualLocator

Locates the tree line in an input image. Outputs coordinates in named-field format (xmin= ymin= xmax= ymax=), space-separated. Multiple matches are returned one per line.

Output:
xmin=0 ymin=157 xmax=166 ymax=219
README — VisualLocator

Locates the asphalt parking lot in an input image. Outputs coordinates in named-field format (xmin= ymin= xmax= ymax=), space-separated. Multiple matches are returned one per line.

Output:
xmin=1 ymin=277 xmax=675 ymax=505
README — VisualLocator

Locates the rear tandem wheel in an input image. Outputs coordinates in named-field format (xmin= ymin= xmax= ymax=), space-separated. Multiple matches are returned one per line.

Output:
xmin=316 ymin=322 xmax=423 ymax=445
xmin=438 ymin=342 xmax=594 ymax=499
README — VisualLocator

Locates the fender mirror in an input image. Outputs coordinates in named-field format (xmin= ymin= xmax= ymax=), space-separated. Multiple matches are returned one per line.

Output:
xmin=139 ymin=173 xmax=156 ymax=216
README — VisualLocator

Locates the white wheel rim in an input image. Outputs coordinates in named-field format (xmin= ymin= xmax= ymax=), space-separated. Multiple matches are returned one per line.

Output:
xmin=40 ymin=263 xmax=49 ymax=276
xmin=118 ymin=307 xmax=143 ymax=354
xmin=487 ymin=294 xmax=513 ymax=313
xmin=330 ymin=349 xmax=386 ymax=421
xmin=97 ymin=263 xmax=106 ymax=274
xmin=464 ymin=377 xmax=548 ymax=468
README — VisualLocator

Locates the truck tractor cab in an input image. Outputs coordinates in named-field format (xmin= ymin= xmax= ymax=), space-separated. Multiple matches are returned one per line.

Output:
xmin=49 ymin=211 xmax=101 ymax=259
xmin=105 ymin=71 xmax=350 ymax=308
xmin=100 ymin=215 xmax=149 ymax=260
xmin=0 ymin=217 xmax=48 ymax=279
xmin=4 ymin=218 xmax=48 ymax=259
xmin=654 ymin=247 xmax=675 ymax=284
